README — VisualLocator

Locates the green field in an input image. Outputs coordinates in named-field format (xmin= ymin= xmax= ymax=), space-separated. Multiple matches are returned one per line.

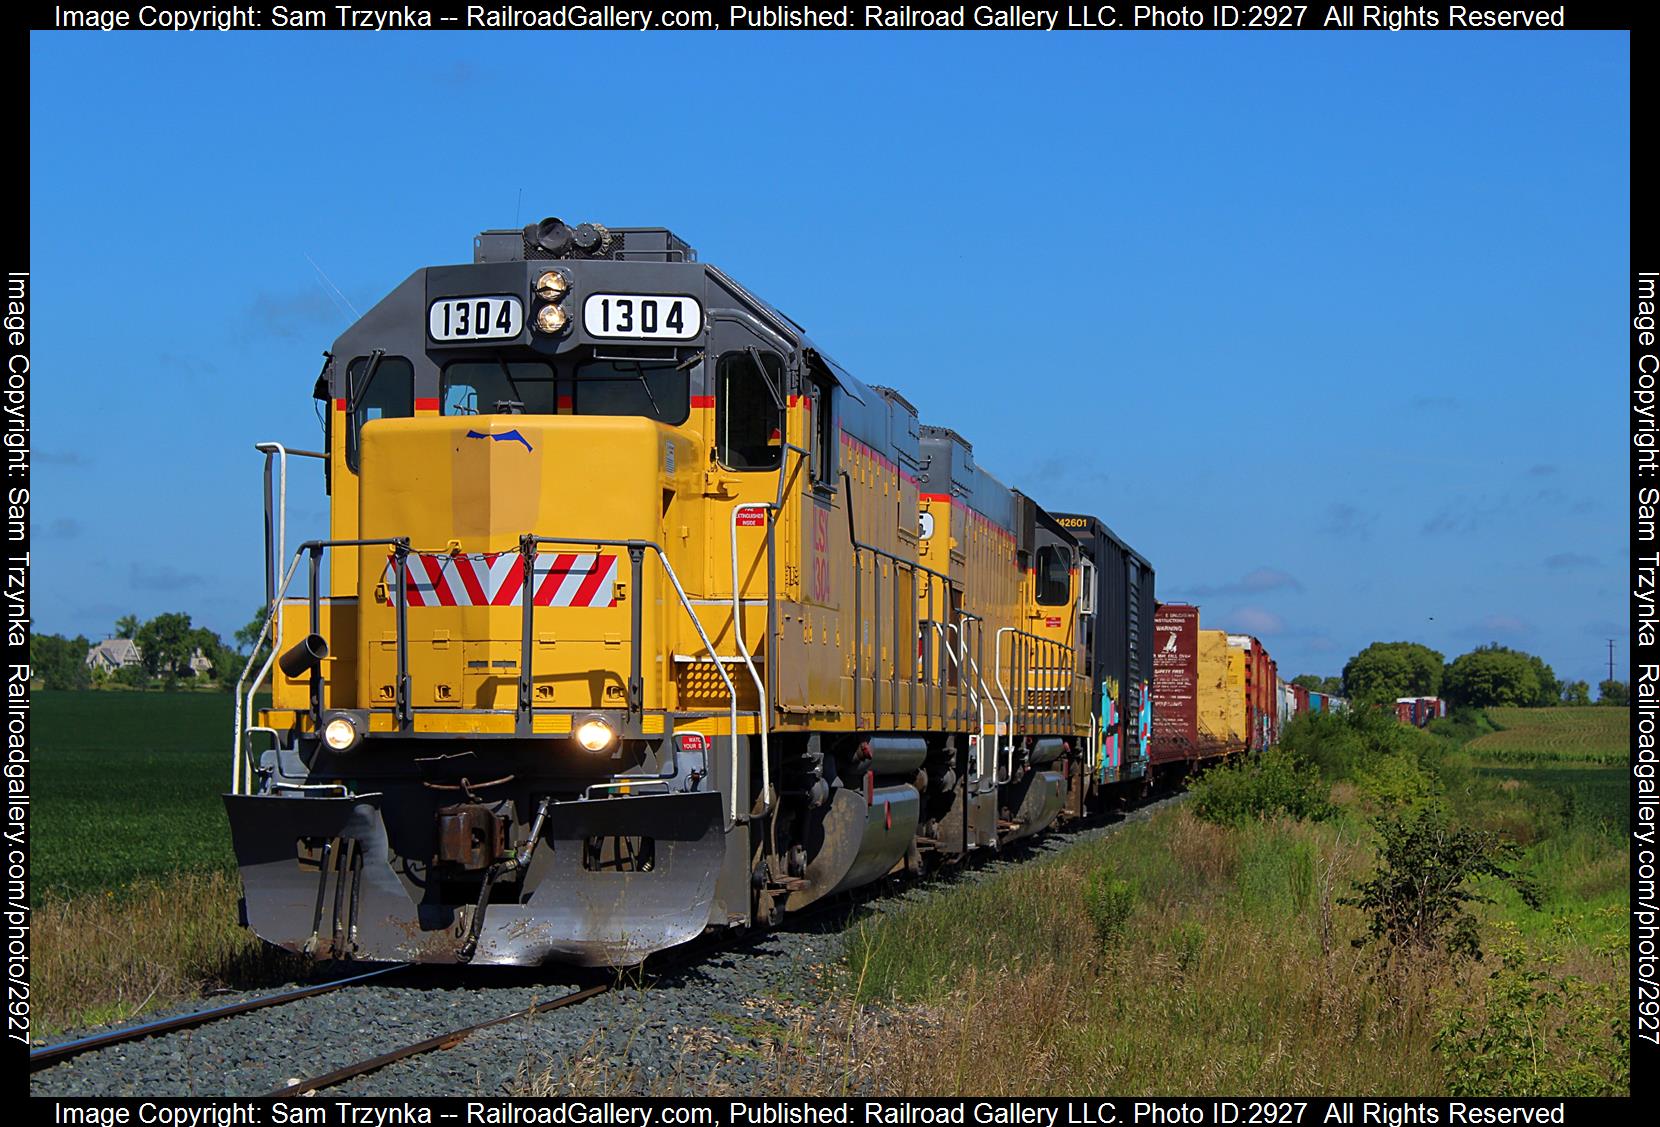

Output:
xmin=32 ymin=690 xmax=243 ymax=902
xmin=1468 ymin=706 xmax=1628 ymax=764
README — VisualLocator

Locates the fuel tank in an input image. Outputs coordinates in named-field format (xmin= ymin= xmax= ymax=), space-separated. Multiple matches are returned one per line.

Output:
xmin=784 ymin=783 xmax=921 ymax=910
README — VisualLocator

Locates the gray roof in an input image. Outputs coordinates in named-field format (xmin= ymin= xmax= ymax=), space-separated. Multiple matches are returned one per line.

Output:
xmin=86 ymin=638 xmax=141 ymax=666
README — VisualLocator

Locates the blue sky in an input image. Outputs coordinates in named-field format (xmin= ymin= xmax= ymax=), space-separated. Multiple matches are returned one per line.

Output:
xmin=29 ymin=31 xmax=1629 ymax=689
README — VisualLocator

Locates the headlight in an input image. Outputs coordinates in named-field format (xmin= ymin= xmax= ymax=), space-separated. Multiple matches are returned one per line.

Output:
xmin=534 ymin=271 xmax=569 ymax=302
xmin=535 ymin=304 xmax=569 ymax=334
xmin=323 ymin=715 xmax=359 ymax=752
xmin=575 ymin=718 xmax=614 ymax=752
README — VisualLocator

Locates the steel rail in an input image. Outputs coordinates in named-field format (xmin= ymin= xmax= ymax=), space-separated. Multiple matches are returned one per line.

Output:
xmin=29 ymin=966 xmax=404 ymax=1071
xmin=267 ymin=982 xmax=612 ymax=1096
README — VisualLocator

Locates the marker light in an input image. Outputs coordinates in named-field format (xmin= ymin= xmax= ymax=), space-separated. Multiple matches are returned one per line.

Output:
xmin=323 ymin=715 xmax=359 ymax=752
xmin=535 ymin=271 xmax=569 ymax=302
xmin=535 ymin=305 xmax=569 ymax=334
xmin=575 ymin=718 xmax=615 ymax=752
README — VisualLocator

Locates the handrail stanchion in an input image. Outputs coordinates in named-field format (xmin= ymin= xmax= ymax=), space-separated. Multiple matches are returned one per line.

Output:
xmin=934 ymin=623 xmax=978 ymax=783
xmin=730 ymin=503 xmax=775 ymax=814
xmin=924 ymin=579 xmax=934 ymax=729
xmin=892 ymin=563 xmax=901 ymax=726
xmin=517 ymin=536 xmax=536 ymax=733
xmin=307 ymin=545 xmax=324 ymax=730
xmin=872 ymin=555 xmax=882 ymax=729
xmin=627 ymin=546 xmax=646 ymax=721
xmin=393 ymin=539 xmax=411 ymax=729
xmin=852 ymin=548 xmax=862 ymax=729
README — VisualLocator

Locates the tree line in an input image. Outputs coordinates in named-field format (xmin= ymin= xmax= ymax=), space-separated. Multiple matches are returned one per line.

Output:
xmin=28 ymin=608 xmax=272 ymax=691
xmin=33 ymin=613 xmax=1629 ymax=710
xmin=1294 ymin=640 xmax=1627 ymax=709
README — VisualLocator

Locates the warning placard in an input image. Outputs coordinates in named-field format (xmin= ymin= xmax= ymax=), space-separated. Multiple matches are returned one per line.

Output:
xmin=1151 ymin=604 xmax=1198 ymax=750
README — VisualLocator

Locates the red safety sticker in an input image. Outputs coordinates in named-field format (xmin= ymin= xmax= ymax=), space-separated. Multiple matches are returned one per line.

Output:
xmin=736 ymin=510 xmax=767 ymax=527
xmin=1045 ymin=616 xmax=1062 ymax=628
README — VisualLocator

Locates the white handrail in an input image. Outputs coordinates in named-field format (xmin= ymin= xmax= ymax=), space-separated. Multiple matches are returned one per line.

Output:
xmin=232 ymin=549 xmax=304 ymax=794
xmin=993 ymin=627 xmax=1019 ymax=780
xmin=729 ymin=502 xmax=775 ymax=815
xmin=645 ymin=545 xmax=744 ymax=825
xmin=237 ymin=440 xmax=296 ymax=796
xmin=934 ymin=622 xmax=987 ymax=786
xmin=255 ymin=442 xmax=291 ymax=603
xmin=959 ymin=642 xmax=1003 ymax=792
xmin=950 ymin=623 xmax=988 ymax=786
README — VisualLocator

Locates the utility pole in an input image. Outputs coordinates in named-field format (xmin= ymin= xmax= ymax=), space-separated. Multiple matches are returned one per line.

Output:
xmin=1608 ymin=639 xmax=1616 ymax=683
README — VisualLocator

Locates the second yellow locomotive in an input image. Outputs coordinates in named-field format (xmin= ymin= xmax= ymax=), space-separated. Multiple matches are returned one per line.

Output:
xmin=227 ymin=218 xmax=1130 ymax=966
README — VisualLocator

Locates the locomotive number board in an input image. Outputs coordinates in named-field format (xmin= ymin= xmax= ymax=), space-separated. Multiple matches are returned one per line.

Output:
xmin=582 ymin=293 xmax=703 ymax=341
xmin=428 ymin=295 xmax=524 ymax=341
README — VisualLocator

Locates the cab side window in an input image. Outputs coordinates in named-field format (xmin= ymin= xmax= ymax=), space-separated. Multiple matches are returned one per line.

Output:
xmin=346 ymin=356 xmax=414 ymax=472
xmin=1035 ymin=545 xmax=1071 ymax=606
xmin=808 ymin=374 xmax=835 ymax=487
xmin=714 ymin=350 xmax=784 ymax=471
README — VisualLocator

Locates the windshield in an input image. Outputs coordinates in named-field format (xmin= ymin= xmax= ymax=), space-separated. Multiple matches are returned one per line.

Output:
xmin=443 ymin=361 xmax=555 ymax=415
xmin=441 ymin=353 xmax=689 ymax=424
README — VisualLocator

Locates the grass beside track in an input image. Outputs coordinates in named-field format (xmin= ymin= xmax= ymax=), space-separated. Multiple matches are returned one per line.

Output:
xmin=835 ymin=709 xmax=1630 ymax=1096
xmin=32 ymin=870 xmax=308 ymax=1039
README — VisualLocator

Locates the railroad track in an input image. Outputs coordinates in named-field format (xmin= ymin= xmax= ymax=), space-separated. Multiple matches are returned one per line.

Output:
xmin=35 ymin=796 xmax=1181 ymax=1097
xmin=29 ymin=965 xmax=406 ymax=1072
xmin=264 ymin=898 xmax=810 ymax=1096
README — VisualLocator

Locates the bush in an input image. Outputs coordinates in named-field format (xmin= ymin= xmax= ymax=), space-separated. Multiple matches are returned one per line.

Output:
xmin=1281 ymin=706 xmax=1454 ymax=790
xmin=1354 ymin=752 xmax=1436 ymax=810
xmin=1081 ymin=869 xmax=1136 ymax=948
xmin=1280 ymin=710 xmax=1371 ymax=782
xmin=1188 ymin=748 xmax=1333 ymax=826
xmin=113 ymin=664 xmax=151 ymax=689
xmin=1343 ymin=806 xmax=1537 ymax=961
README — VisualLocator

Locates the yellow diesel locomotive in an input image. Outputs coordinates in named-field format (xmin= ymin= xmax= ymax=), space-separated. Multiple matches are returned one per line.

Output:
xmin=227 ymin=219 xmax=1140 ymax=967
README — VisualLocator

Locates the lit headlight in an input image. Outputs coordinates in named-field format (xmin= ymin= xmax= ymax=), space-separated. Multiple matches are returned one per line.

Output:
xmin=534 ymin=270 xmax=569 ymax=302
xmin=323 ymin=715 xmax=359 ymax=752
xmin=575 ymin=718 xmax=615 ymax=753
xmin=535 ymin=304 xmax=569 ymax=334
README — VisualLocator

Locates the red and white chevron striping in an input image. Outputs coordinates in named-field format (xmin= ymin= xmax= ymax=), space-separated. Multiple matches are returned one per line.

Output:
xmin=385 ymin=552 xmax=619 ymax=608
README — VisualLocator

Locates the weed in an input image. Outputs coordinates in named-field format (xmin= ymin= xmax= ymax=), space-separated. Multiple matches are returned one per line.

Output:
xmin=1081 ymin=870 xmax=1136 ymax=949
